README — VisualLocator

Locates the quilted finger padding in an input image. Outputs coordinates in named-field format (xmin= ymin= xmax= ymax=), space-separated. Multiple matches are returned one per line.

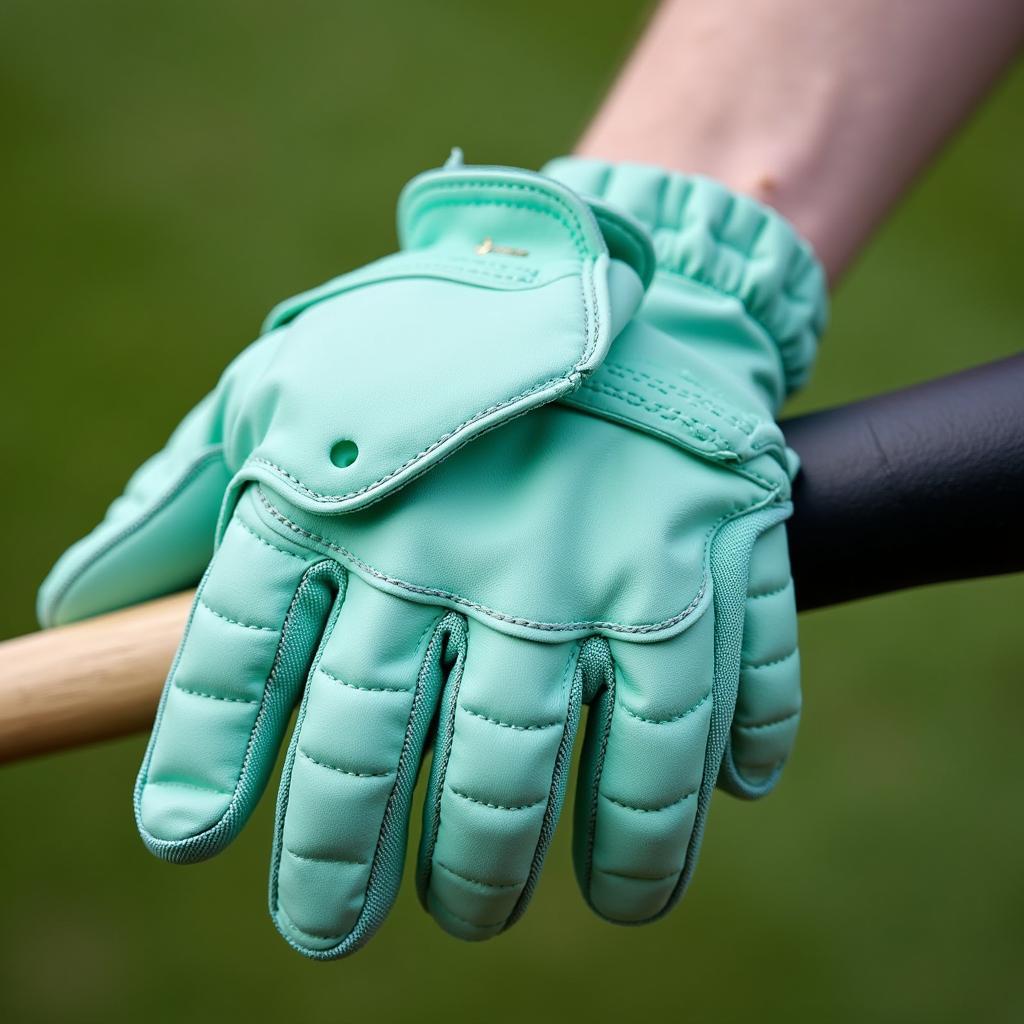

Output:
xmin=135 ymin=495 xmax=338 ymax=861
xmin=575 ymin=613 xmax=715 ymax=923
xmin=727 ymin=523 xmax=802 ymax=794
xmin=417 ymin=620 xmax=582 ymax=940
xmin=271 ymin=575 xmax=452 ymax=958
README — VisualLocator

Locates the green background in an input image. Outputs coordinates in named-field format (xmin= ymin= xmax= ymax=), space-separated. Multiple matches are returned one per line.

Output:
xmin=1 ymin=2 xmax=1021 ymax=1021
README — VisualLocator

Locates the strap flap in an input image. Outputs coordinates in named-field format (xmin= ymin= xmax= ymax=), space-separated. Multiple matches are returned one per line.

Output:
xmin=237 ymin=165 xmax=649 ymax=513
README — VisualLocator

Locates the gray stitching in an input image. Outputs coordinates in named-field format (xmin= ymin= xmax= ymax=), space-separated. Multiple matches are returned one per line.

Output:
xmin=315 ymin=664 xmax=415 ymax=695
xmin=386 ymin=257 xmax=539 ymax=285
xmin=321 ymin=614 xmax=446 ymax=948
xmin=417 ymin=618 xmax=467 ymax=907
xmin=173 ymin=685 xmax=259 ymax=706
xmin=459 ymin=705 xmax=563 ymax=731
xmin=270 ymin=609 xmax=446 ymax=954
xmin=447 ymin=786 xmax=545 ymax=813
xmin=580 ymin=380 xmax=732 ymax=448
xmin=233 ymin=514 xmax=312 ymax=562
xmin=266 ymin=255 xmax=541 ymax=331
xmin=139 ymin=562 xmax=336 ymax=852
xmin=297 ymin=748 xmax=394 ymax=779
xmin=600 ymin=788 xmax=697 ymax=813
xmin=602 ymin=361 xmax=756 ymax=436
xmin=503 ymin=646 xmax=584 ymax=931
xmin=583 ymin=651 xmax=615 ymax=899
xmin=198 ymin=596 xmax=278 ymax=633
xmin=617 ymin=689 xmax=710 ymax=726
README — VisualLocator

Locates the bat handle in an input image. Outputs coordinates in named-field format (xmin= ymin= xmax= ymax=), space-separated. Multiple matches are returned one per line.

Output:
xmin=783 ymin=352 xmax=1024 ymax=610
xmin=0 ymin=592 xmax=191 ymax=762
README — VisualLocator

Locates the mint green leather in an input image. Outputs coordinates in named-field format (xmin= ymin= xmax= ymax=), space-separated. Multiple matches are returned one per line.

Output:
xmin=37 ymin=155 xmax=827 ymax=959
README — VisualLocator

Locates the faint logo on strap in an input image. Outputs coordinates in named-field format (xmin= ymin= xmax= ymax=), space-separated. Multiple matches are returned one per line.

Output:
xmin=476 ymin=237 xmax=529 ymax=257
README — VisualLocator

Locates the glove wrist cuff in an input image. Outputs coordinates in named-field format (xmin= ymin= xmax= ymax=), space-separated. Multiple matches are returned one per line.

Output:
xmin=541 ymin=157 xmax=828 ymax=395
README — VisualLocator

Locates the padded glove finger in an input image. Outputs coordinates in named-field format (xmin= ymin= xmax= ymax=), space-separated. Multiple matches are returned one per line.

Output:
xmin=575 ymin=617 xmax=714 ymax=923
xmin=417 ymin=620 xmax=583 ymax=940
xmin=270 ymin=575 xmax=452 ymax=958
xmin=135 ymin=488 xmax=338 ymax=860
xmin=720 ymin=523 xmax=801 ymax=796
xmin=37 ymin=391 xmax=230 ymax=627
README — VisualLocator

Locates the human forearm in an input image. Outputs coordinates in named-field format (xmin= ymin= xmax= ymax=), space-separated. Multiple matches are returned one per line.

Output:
xmin=578 ymin=0 xmax=1024 ymax=280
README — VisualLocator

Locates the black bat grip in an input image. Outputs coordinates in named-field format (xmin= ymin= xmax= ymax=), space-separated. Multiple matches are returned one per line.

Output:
xmin=781 ymin=353 xmax=1024 ymax=611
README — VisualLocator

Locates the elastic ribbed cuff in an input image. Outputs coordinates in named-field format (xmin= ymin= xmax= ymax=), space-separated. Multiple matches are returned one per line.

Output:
xmin=542 ymin=157 xmax=828 ymax=395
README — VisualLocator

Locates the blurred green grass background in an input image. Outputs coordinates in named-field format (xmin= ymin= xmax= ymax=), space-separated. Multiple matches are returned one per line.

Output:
xmin=1 ymin=2 xmax=1021 ymax=1021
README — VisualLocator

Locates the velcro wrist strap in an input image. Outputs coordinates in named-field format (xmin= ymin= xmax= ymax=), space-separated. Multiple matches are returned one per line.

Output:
xmin=236 ymin=162 xmax=650 ymax=515
xmin=542 ymin=157 xmax=828 ymax=395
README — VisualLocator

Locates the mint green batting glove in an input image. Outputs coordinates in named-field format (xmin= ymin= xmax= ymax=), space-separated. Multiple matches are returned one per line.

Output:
xmin=37 ymin=154 xmax=827 ymax=960
xmin=37 ymin=157 xmax=654 ymax=957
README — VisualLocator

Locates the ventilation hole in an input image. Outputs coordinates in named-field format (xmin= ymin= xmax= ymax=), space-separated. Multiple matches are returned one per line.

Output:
xmin=330 ymin=439 xmax=359 ymax=469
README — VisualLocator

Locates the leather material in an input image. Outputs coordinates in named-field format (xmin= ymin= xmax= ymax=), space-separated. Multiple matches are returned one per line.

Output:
xmin=37 ymin=156 xmax=827 ymax=960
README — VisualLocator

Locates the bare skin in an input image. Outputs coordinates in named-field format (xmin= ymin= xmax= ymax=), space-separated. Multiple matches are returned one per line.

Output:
xmin=578 ymin=0 xmax=1024 ymax=280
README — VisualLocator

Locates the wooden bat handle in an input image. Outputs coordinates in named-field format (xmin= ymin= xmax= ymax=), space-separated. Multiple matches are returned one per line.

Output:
xmin=0 ymin=592 xmax=192 ymax=763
